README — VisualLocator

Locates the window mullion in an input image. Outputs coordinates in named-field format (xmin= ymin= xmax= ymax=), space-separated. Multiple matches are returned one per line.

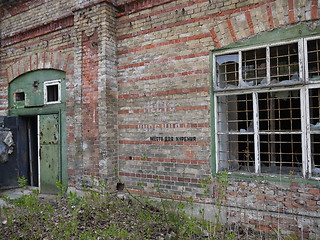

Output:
xmin=303 ymin=38 xmax=309 ymax=83
xmin=298 ymin=38 xmax=304 ymax=82
xmin=302 ymin=86 xmax=311 ymax=178
xmin=253 ymin=92 xmax=260 ymax=173
xmin=301 ymin=38 xmax=311 ymax=178
xmin=239 ymin=51 xmax=243 ymax=87
xmin=214 ymin=94 xmax=219 ymax=174
xmin=300 ymin=87 xmax=311 ymax=177
xmin=266 ymin=46 xmax=270 ymax=84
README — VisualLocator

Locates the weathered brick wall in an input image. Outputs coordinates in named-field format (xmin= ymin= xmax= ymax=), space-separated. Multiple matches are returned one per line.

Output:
xmin=69 ymin=0 xmax=118 ymax=187
xmin=117 ymin=0 xmax=215 ymax=198
xmin=0 ymin=0 xmax=74 ymax=37
xmin=117 ymin=0 xmax=320 ymax=237
xmin=0 ymin=0 xmax=119 ymax=189
xmin=0 ymin=0 xmax=320 ymax=236
xmin=117 ymin=0 xmax=281 ymax=199
xmin=218 ymin=179 xmax=320 ymax=238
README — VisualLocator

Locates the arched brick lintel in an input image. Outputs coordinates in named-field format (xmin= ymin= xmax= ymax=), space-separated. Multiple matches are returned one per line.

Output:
xmin=210 ymin=0 xmax=320 ymax=49
xmin=7 ymin=51 xmax=72 ymax=83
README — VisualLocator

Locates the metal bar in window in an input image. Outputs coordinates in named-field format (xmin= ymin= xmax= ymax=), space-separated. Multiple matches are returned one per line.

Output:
xmin=253 ymin=92 xmax=260 ymax=173
xmin=270 ymin=93 xmax=276 ymax=168
xmin=258 ymin=131 xmax=302 ymax=134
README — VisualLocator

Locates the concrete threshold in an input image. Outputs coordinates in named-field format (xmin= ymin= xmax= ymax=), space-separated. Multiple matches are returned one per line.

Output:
xmin=0 ymin=187 xmax=40 ymax=207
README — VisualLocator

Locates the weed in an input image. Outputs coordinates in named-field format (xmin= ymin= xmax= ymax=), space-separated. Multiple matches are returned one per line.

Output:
xmin=56 ymin=180 xmax=67 ymax=197
xmin=17 ymin=176 xmax=27 ymax=188
xmin=141 ymin=153 xmax=148 ymax=161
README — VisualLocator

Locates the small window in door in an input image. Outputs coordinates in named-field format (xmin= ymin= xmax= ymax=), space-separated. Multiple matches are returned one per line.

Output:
xmin=15 ymin=92 xmax=25 ymax=102
xmin=44 ymin=80 xmax=61 ymax=104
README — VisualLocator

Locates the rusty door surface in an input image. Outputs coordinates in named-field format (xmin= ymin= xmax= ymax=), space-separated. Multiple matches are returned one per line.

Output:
xmin=38 ymin=114 xmax=60 ymax=194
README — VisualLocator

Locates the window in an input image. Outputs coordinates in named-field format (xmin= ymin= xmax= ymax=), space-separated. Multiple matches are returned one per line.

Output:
xmin=44 ymin=80 xmax=61 ymax=104
xmin=15 ymin=92 xmax=25 ymax=102
xmin=213 ymin=37 xmax=320 ymax=179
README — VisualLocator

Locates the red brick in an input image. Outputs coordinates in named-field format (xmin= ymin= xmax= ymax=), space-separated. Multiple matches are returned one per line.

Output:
xmin=309 ymin=189 xmax=320 ymax=195
xmin=288 ymin=0 xmax=294 ymax=23
xmin=255 ymin=225 xmax=273 ymax=232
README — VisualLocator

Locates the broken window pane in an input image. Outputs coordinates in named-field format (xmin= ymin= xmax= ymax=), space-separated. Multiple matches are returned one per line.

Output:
xmin=218 ymin=134 xmax=255 ymax=172
xmin=217 ymin=94 xmax=253 ymax=132
xmin=307 ymin=39 xmax=320 ymax=81
xmin=242 ymin=48 xmax=267 ymax=86
xmin=311 ymin=135 xmax=320 ymax=177
xmin=270 ymin=43 xmax=299 ymax=83
xmin=216 ymin=54 xmax=239 ymax=88
xmin=309 ymin=88 xmax=320 ymax=127
xmin=258 ymin=90 xmax=301 ymax=132
xmin=309 ymin=88 xmax=320 ymax=177
xmin=217 ymin=93 xmax=254 ymax=173
xmin=260 ymin=134 xmax=302 ymax=175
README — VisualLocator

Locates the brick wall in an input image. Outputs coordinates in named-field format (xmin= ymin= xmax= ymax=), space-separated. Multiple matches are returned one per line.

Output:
xmin=117 ymin=0 xmax=214 ymax=198
xmin=1 ymin=0 xmax=320 ymax=237
xmin=71 ymin=0 xmax=118 ymax=187
xmin=117 ymin=0 xmax=320 ymax=237
xmin=0 ymin=0 xmax=119 ymax=188
xmin=219 ymin=179 xmax=320 ymax=238
xmin=0 ymin=0 xmax=75 ymax=37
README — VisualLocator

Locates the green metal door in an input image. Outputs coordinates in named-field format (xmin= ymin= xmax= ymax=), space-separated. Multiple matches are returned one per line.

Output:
xmin=38 ymin=114 xmax=60 ymax=194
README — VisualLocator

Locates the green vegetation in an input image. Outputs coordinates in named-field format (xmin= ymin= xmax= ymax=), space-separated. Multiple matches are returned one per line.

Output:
xmin=0 ymin=175 xmax=303 ymax=240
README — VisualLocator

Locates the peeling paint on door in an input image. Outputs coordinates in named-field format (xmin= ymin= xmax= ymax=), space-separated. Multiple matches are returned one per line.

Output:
xmin=38 ymin=114 xmax=60 ymax=194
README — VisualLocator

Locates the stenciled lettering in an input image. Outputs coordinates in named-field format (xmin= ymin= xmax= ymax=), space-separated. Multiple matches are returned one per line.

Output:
xmin=150 ymin=136 xmax=196 ymax=142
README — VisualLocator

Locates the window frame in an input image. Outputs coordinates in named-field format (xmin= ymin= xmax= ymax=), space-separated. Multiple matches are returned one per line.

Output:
xmin=212 ymin=36 xmax=320 ymax=180
xmin=44 ymin=79 xmax=61 ymax=105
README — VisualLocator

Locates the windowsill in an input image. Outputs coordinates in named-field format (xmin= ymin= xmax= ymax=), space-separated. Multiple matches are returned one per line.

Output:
xmin=217 ymin=172 xmax=320 ymax=185
xmin=213 ymin=80 xmax=306 ymax=93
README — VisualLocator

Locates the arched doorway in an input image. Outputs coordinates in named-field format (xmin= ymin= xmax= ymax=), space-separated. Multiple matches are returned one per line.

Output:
xmin=8 ymin=69 xmax=67 ymax=194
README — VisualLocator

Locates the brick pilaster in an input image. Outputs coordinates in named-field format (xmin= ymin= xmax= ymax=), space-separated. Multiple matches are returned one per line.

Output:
xmin=73 ymin=1 xmax=118 ymax=188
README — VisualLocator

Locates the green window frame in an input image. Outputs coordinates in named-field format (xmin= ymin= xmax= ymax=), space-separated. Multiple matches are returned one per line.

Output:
xmin=212 ymin=36 xmax=320 ymax=179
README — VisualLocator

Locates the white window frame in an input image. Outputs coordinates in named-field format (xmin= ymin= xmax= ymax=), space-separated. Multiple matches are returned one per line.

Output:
xmin=213 ymin=36 xmax=320 ymax=180
xmin=44 ymin=80 xmax=61 ymax=105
